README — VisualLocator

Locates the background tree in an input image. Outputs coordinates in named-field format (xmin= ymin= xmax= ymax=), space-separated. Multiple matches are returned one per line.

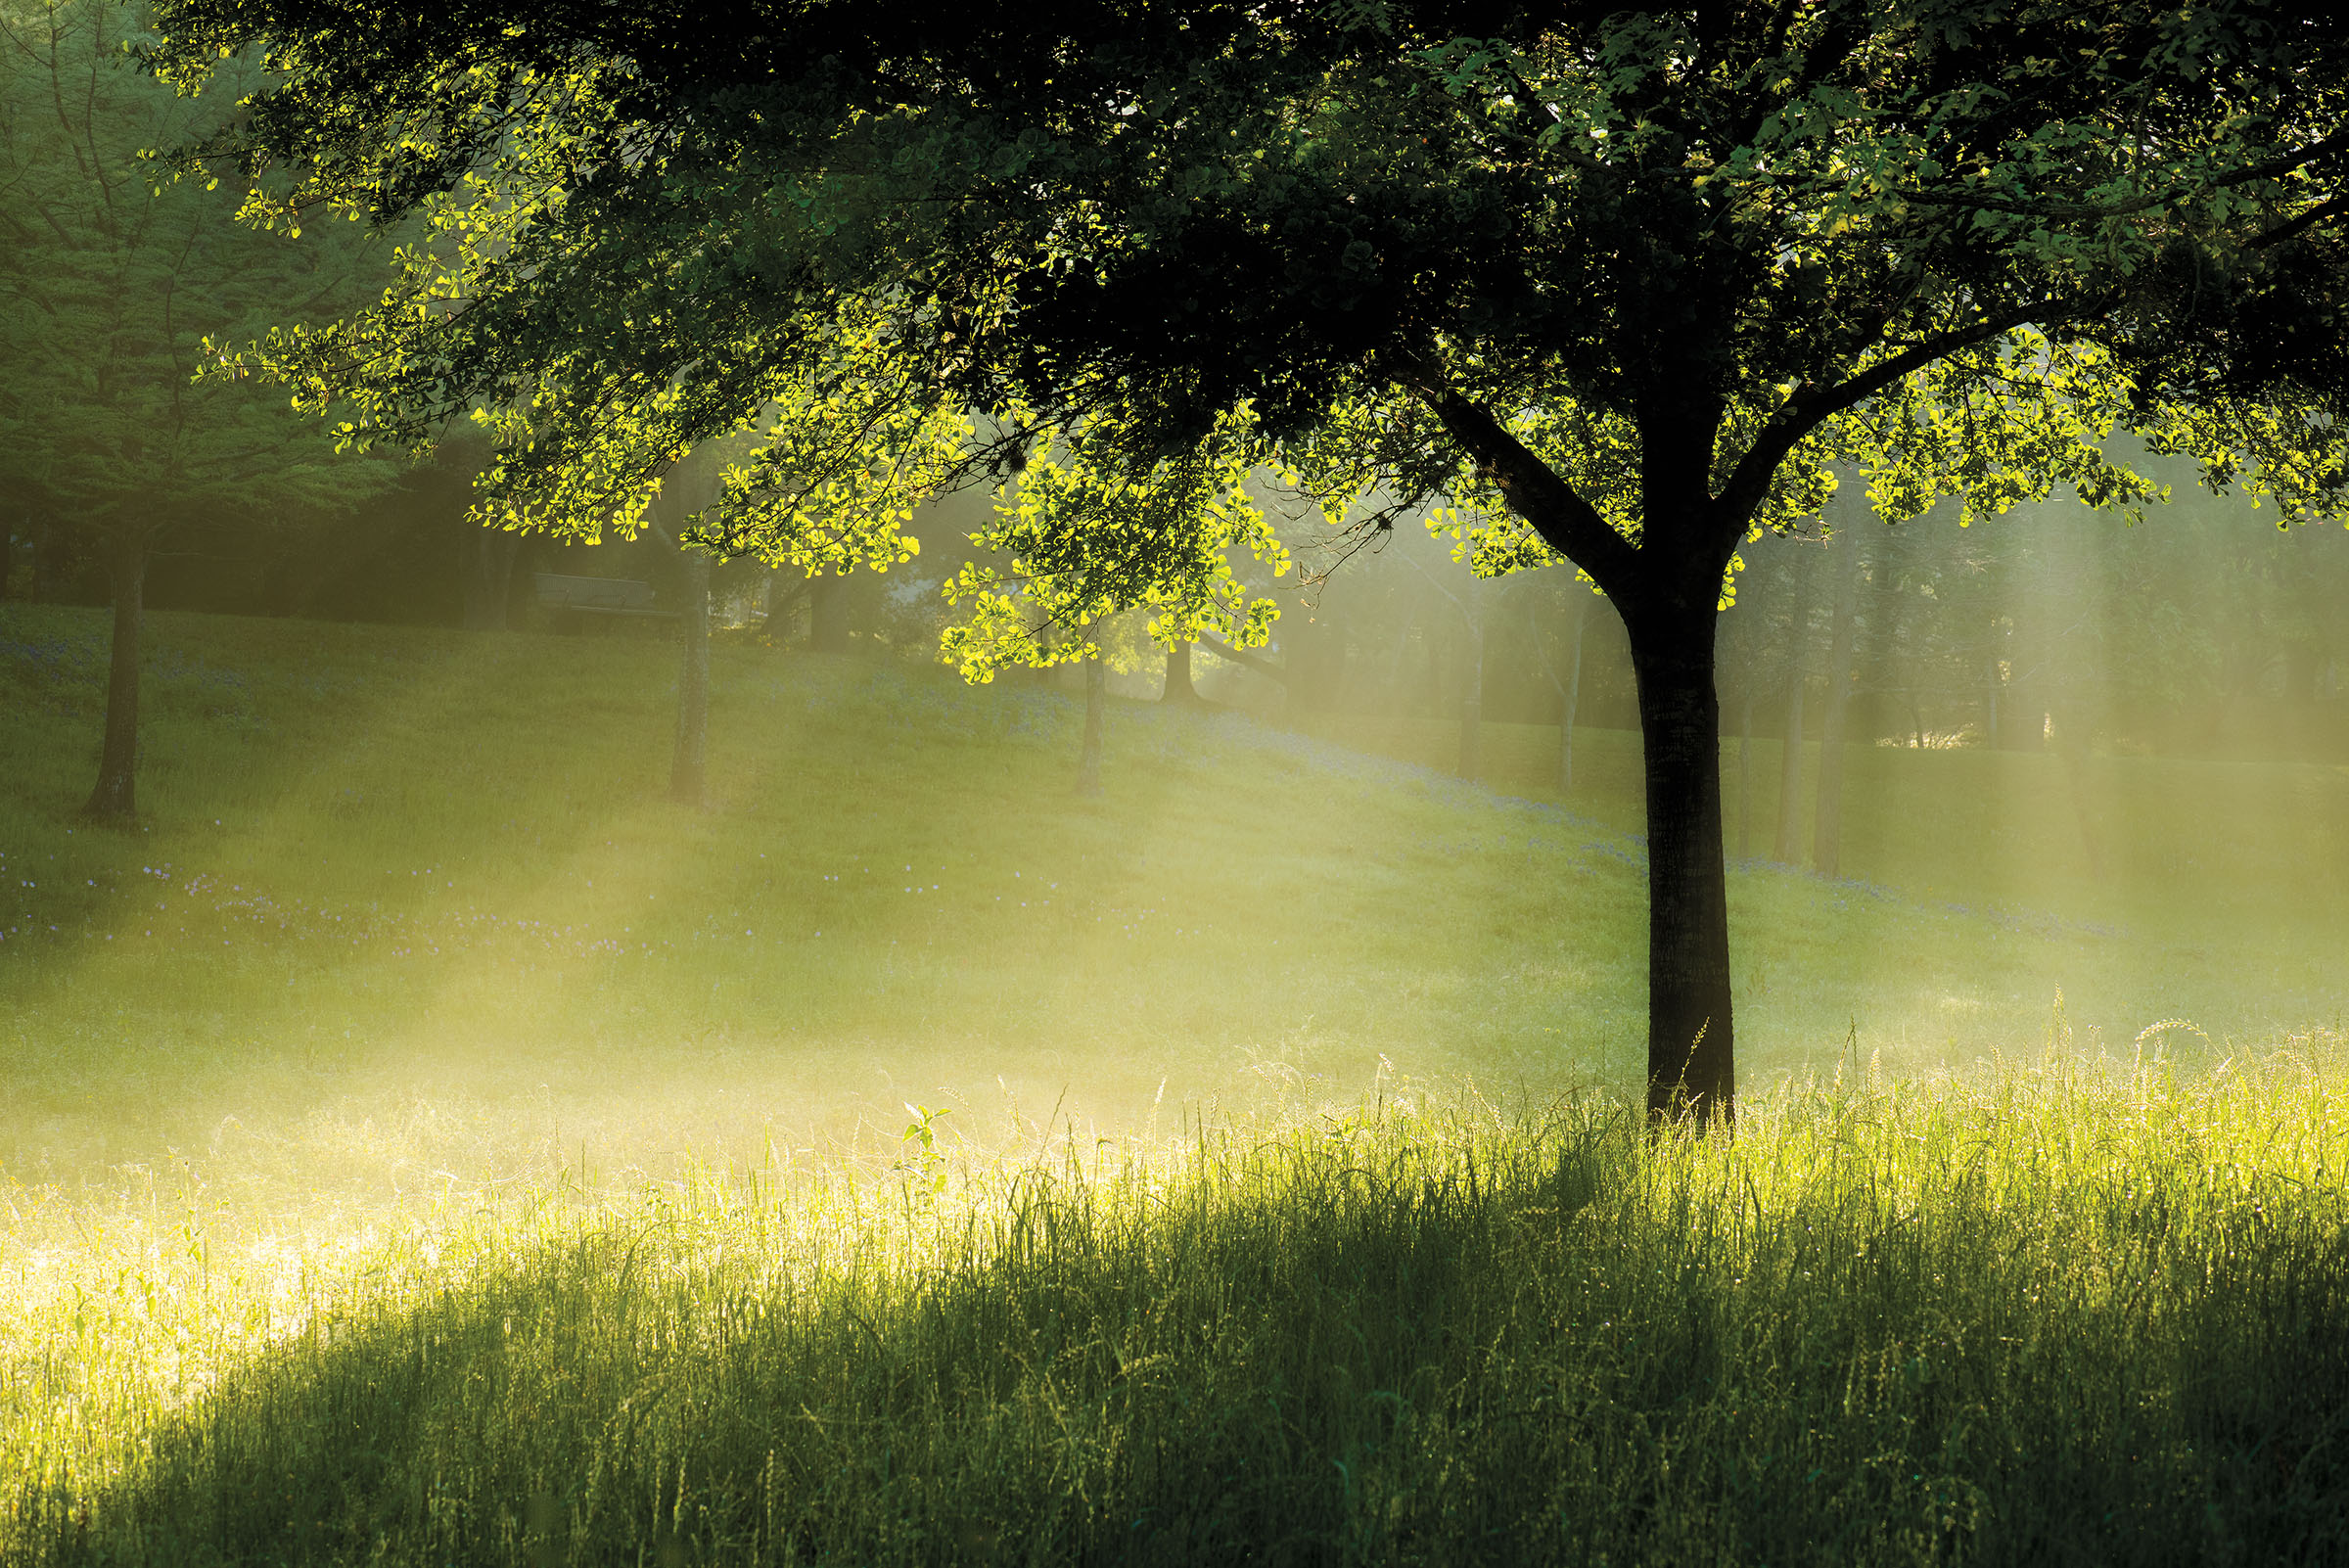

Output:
xmin=0 ymin=0 xmax=388 ymax=820
xmin=150 ymin=0 xmax=2349 ymax=1121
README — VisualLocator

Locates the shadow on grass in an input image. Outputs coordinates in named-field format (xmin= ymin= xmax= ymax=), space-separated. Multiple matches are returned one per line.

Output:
xmin=12 ymin=1093 xmax=2348 ymax=1567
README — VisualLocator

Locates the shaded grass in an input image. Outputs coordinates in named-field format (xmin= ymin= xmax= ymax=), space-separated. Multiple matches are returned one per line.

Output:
xmin=7 ymin=1057 xmax=2347 ymax=1566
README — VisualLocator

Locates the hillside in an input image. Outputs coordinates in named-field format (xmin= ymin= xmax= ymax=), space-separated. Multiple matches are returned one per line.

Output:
xmin=3 ymin=604 xmax=2339 ymax=1197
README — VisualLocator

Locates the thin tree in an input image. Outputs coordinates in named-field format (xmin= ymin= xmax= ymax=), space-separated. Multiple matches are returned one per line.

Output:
xmin=0 ymin=0 xmax=386 ymax=822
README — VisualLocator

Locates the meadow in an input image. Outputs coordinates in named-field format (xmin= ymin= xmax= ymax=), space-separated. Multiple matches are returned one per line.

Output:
xmin=3 ymin=602 xmax=2346 ymax=1564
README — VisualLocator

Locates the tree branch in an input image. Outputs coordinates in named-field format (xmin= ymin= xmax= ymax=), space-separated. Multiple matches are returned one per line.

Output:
xmin=2250 ymin=191 xmax=2349 ymax=251
xmin=1717 ymin=302 xmax=2053 ymax=522
xmin=1384 ymin=352 xmax=1642 ymax=599
xmin=1899 ymin=131 xmax=2349 ymax=222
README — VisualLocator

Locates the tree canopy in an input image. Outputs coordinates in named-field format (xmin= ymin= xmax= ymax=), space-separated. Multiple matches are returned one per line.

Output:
xmin=1 ymin=0 xmax=391 ymax=819
xmin=147 ymin=0 xmax=2349 ymax=1118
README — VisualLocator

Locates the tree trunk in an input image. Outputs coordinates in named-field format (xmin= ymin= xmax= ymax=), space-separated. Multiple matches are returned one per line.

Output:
xmin=1458 ymin=596 xmax=1485 ymax=782
xmin=1628 ymin=604 xmax=1735 ymax=1125
xmin=83 ymin=539 xmax=147 ymax=823
xmin=1163 ymin=640 xmax=1201 ymax=704
xmin=670 ymin=547 xmax=711 ymax=806
xmin=460 ymin=526 xmax=522 ymax=631
xmin=808 ymin=572 xmax=852 ymax=654
xmin=1811 ymin=496 xmax=1866 ymax=878
xmin=1773 ymin=537 xmax=1818 ymax=864
xmin=1077 ymin=656 xmax=1105 ymax=796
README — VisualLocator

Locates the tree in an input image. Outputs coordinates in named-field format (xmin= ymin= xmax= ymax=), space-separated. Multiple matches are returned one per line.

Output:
xmin=150 ymin=0 xmax=2349 ymax=1121
xmin=0 ymin=0 xmax=388 ymax=821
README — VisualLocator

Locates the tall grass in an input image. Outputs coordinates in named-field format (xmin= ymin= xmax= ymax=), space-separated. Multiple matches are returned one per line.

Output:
xmin=6 ymin=605 xmax=2348 ymax=1561
xmin=7 ymin=1048 xmax=2344 ymax=1566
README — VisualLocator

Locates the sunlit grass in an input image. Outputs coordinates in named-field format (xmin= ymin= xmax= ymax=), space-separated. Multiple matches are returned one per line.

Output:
xmin=5 ymin=1052 xmax=2345 ymax=1565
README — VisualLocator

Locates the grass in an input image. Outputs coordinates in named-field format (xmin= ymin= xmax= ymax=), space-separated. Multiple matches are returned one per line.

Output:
xmin=3 ymin=602 xmax=2347 ymax=1563
xmin=9 ymin=1062 xmax=2347 ymax=1565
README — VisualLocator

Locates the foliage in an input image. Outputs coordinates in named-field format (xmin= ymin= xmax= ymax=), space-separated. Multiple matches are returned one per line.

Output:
xmin=133 ymin=0 xmax=2349 ymax=1110
xmin=0 ymin=0 xmax=388 ymax=567
xmin=941 ymin=411 xmax=1302 ymax=679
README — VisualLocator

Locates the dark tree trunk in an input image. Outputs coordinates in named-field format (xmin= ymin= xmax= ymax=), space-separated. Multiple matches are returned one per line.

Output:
xmin=83 ymin=539 xmax=147 ymax=823
xmin=1628 ymin=602 xmax=1735 ymax=1125
xmin=1163 ymin=640 xmax=1201 ymax=704
xmin=670 ymin=547 xmax=711 ymax=806
xmin=808 ymin=572 xmax=852 ymax=654
xmin=1077 ymin=656 xmax=1105 ymax=795
xmin=1811 ymin=497 xmax=1866 ymax=878
xmin=1773 ymin=537 xmax=1818 ymax=864
xmin=460 ymin=526 xmax=523 ymax=631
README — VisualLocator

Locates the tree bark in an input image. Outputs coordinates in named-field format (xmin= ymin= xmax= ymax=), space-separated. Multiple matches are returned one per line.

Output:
xmin=1811 ymin=493 xmax=1866 ymax=878
xmin=1628 ymin=602 xmax=1735 ymax=1125
xmin=83 ymin=538 xmax=147 ymax=823
xmin=1773 ymin=535 xmax=1818 ymax=864
xmin=670 ymin=547 xmax=711 ymax=806
xmin=1163 ymin=640 xmax=1201 ymax=704
xmin=1077 ymin=655 xmax=1105 ymax=796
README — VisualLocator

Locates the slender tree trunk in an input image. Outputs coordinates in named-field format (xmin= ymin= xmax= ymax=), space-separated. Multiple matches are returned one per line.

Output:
xmin=670 ymin=547 xmax=710 ymax=806
xmin=1628 ymin=603 xmax=1735 ymax=1125
xmin=1077 ymin=655 xmax=1105 ymax=796
xmin=83 ymin=538 xmax=147 ymax=823
xmin=1458 ymin=594 xmax=1485 ymax=782
xmin=1773 ymin=537 xmax=1818 ymax=864
xmin=1811 ymin=498 xmax=1866 ymax=878
xmin=1163 ymin=640 xmax=1200 ymax=704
